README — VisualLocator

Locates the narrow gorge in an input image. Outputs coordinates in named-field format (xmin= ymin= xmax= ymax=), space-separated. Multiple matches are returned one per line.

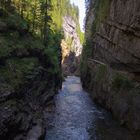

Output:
xmin=0 ymin=0 xmax=140 ymax=140
xmin=0 ymin=0 xmax=83 ymax=139
xmin=61 ymin=16 xmax=83 ymax=76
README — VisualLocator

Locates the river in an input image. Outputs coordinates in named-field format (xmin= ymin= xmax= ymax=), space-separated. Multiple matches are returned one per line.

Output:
xmin=45 ymin=76 xmax=138 ymax=140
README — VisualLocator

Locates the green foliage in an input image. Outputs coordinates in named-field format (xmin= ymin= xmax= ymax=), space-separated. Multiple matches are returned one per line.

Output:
xmin=6 ymin=13 xmax=28 ymax=30
xmin=45 ymin=48 xmax=60 ymax=74
xmin=0 ymin=31 xmax=44 ymax=57
xmin=82 ymin=41 xmax=93 ymax=60
xmin=51 ymin=0 xmax=80 ymax=30
xmin=51 ymin=0 xmax=83 ymax=45
xmin=80 ymin=59 xmax=88 ymax=77
xmin=81 ymin=0 xmax=110 ymax=79
xmin=80 ymin=42 xmax=92 ymax=78
xmin=92 ymin=0 xmax=111 ymax=33
xmin=95 ymin=65 xmax=107 ymax=81
xmin=0 ymin=0 xmax=82 ymax=93
xmin=112 ymin=74 xmax=134 ymax=91
xmin=76 ymin=24 xmax=84 ymax=44
xmin=0 ymin=58 xmax=39 ymax=89
xmin=0 ymin=36 xmax=13 ymax=57
xmin=66 ymin=36 xmax=73 ymax=49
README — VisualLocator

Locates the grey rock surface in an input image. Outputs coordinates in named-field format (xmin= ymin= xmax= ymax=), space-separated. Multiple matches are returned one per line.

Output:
xmin=81 ymin=0 xmax=140 ymax=133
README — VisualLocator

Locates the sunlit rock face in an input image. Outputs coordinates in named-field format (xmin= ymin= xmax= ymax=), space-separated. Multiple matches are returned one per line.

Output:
xmin=61 ymin=16 xmax=82 ymax=76
xmin=81 ymin=0 xmax=140 ymax=134
xmin=63 ymin=16 xmax=82 ymax=57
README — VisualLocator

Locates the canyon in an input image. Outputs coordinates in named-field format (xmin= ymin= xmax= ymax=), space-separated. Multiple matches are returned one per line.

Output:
xmin=0 ymin=0 xmax=140 ymax=139
xmin=61 ymin=16 xmax=83 ymax=76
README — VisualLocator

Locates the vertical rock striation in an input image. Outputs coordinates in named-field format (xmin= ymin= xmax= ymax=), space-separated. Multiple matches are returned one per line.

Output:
xmin=81 ymin=0 xmax=140 ymax=133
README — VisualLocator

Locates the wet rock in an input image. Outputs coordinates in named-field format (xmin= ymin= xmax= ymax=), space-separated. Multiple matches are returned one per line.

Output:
xmin=26 ymin=123 xmax=44 ymax=140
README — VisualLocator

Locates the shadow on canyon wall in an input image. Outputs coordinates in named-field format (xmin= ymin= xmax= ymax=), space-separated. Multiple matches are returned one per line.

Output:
xmin=62 ymin=51 xmax=81 ymax=76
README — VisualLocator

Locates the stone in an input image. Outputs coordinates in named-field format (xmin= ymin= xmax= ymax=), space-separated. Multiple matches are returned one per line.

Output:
xmin=81 ymin=0 xmax=140 ymax=133
xmin=62 ymin=16 xmax=82 ymax=76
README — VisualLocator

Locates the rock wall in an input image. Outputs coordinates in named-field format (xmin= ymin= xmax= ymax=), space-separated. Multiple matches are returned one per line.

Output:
xmin=0 ymin=8 xmax=62 ymax=139
xmin=81 ymin=0 xmax=140 ymax=133
xmin=62 ymin=16 xmax=82 ymax=76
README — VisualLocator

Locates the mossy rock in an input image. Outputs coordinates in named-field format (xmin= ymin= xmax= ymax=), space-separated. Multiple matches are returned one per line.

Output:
xmin=0 ymin=8 xmax=8 ymax=17
xmin=112 ymin=73 xmax=135 ymax=92
xmin=0 ymin=58 xmax=39 ymax=90
xmin=95 ymin=64 xmax=107 ymax=81
xmin=92 ymin=0 xmax=111 ymax=32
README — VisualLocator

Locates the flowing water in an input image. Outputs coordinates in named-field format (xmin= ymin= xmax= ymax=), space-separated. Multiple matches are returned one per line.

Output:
xmin=45 ymin=76 xmax=139 ymax=140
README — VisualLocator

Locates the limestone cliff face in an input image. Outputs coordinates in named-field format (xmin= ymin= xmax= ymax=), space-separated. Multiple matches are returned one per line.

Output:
xmin=62 ymin=16 xmax=82 ymax=76
xmin=81 ymin=0 xmax=140 ymax=133
xmin=63 ymin=16 xmax=82 ymax=57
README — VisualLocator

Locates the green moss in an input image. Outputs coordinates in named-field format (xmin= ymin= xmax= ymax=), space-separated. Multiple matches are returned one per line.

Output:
xmin=6 ymin=12 xmax=28 ymax=30
xmin=112 ymin=74 xmax=134 ymax=91
xmin=92 ymin=0 xmax=111 ymax=34
xmin=81 ymin=0 xmax=111 ymax=83
xmin=0 ymin=58 xmax=39 ymax=89
xmin=66 ymin=36 xmax=73 ymax=50
xmin=0 ymin=30 xmax=46 ymax=58
xmin=0 ymin=36 xmax=13 ymax=57
xmin=80 ymin=42 xmax=92 ymax=78
xmin=76 ymin=24 xmax=85 ymax=44
xmin=45 ymin=47 xmax=60 ymax=75
xmin=0 ymin=2 xmax=62 ymax=95
xmin=95 ymin=64 xmax=107 ymax=81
